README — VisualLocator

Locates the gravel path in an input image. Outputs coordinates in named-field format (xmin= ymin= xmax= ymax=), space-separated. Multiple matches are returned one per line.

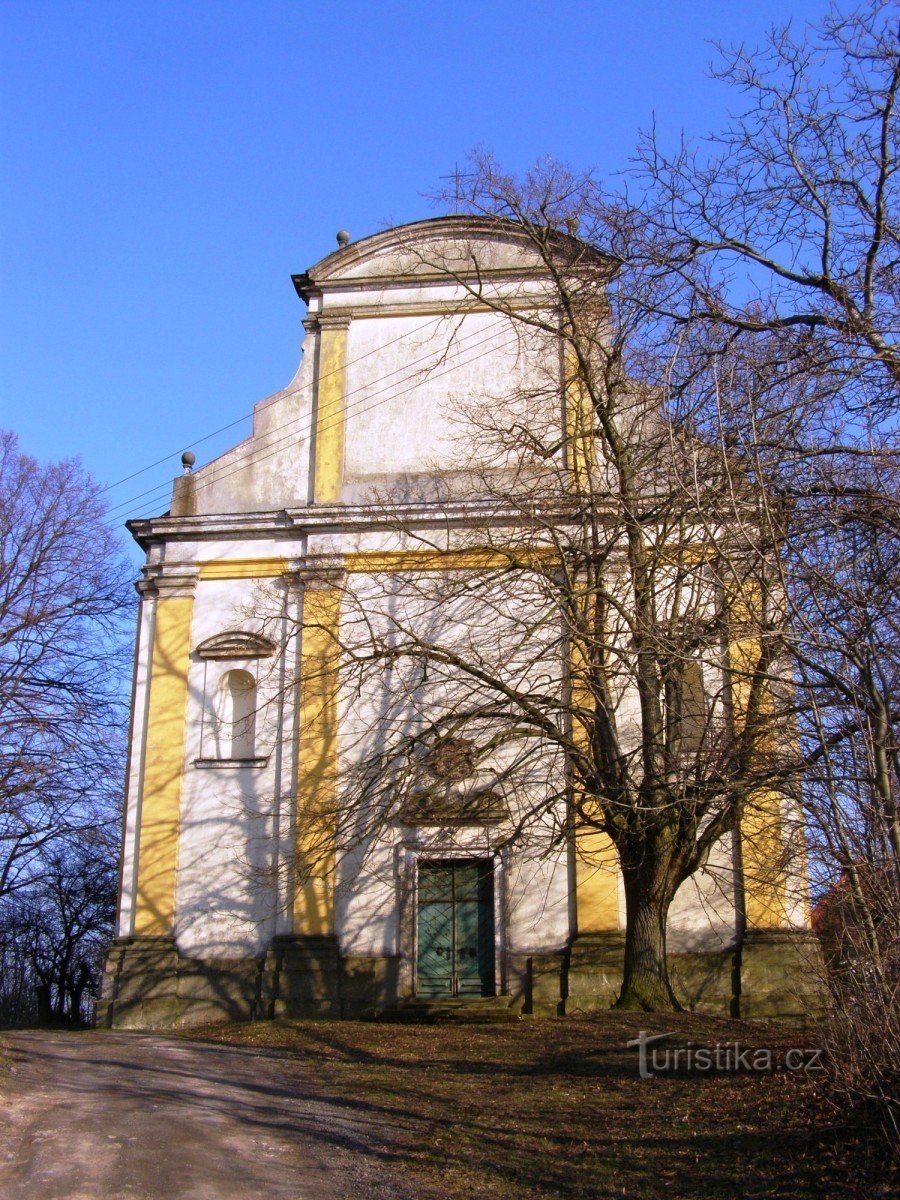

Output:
xmin=0 ymin=1030 xmax=409 ymax=1200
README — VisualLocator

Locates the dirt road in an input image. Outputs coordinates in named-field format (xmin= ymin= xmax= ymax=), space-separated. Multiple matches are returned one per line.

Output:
xmin=0 ymin=1030 xmax=411 ymax=1200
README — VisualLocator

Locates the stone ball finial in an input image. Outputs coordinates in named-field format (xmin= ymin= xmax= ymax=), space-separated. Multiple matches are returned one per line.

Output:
xmin=336 ymin=229 xmax=350 ymax=248
xmin=181 ymin=450 xmax=196 ymax=474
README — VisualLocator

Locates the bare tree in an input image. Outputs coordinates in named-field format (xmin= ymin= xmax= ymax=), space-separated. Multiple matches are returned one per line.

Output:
xmin=632 ymin=0 xmax=898 ymax=1140
xmin=0 ymin=431 xmax=132 ymax=899
xmin=633 ymin=2 xmax=899 ymax=851
xmin=638 ymin=1 xmax=898 ymax=400
xmin=265 ymin=177 xmax=801 ymax=1014
xmin=0 ymin=833 xmax=118 ymax=1026
xmin=226 ymin=5 xmax=894 ymax=1037
xmin=285 ymin=4 xmax=898 ymax=1018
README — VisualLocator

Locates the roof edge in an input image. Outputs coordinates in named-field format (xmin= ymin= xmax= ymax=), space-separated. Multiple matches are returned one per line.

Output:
xmin=292 ymin=214 xmax=612 ymax=303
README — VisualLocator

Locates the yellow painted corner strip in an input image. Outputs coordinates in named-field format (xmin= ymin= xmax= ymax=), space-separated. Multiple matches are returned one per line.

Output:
xmin=293 ymin=587 xmax=342 ymax=935
xmin=198 ymin=558 xmax=288 ymax=580
xmin=199 ymin=552 xmax=542 ymax=580
xmin=134 ymin=596 xmax=194 ymax=935
xmin=565 ymin=347 xmax=595 ymax=490
xmin=314 ymin=327 xmax=348 ymax=504
xmin=345 ymin=549 xmax=508 ymax=573
xmin=725 ymin=580 xmax=787 ymax=928
xmin=742 ymin=788 xmax=788 ymax=929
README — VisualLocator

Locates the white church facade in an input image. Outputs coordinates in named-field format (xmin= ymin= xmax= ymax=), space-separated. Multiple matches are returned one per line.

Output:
xmin=101 ymin=217 xmax=821 ymax=1027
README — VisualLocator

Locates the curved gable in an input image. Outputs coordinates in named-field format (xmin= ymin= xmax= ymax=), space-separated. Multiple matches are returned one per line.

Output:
xmin=293 ymin=216 xmax=605 ymax=301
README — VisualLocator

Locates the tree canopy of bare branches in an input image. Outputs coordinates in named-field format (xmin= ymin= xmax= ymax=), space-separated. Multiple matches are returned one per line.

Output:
xmin=283 ymin=188 xmax=804 ymax=1015
xmin=319 ymin=2 xmax=898 ymax=1019
xmin=0 ymin=431 xmax=132 ymax=900
xmin=388 ymin=0 xmax=898 ymax=1130
xmin=634 ymin=4 xmax=898 ymax=1058
xmin=638 ymin=1 xmax=899 ymax=408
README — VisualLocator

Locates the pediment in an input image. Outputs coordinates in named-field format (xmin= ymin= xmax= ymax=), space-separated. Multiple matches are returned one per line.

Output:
xmin=398 ymin=761 xmax=510 ymax=826
xmin=294 ymin=216 xmax=611 ymax=300
xmin=195 ymin=631 xmax=276 ymax=660
xmin=398 ymin=786 xmax=509 ymax=827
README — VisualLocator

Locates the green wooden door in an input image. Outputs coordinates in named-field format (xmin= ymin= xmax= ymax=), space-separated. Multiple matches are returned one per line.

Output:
xmin=417 ymin=860 xmax=495 ymax=997
xmin=416 ymin=881 xmax=454 ymax=995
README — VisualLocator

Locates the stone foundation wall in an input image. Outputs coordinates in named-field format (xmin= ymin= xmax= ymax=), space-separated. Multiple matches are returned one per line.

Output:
xmin=564 ymin=931 xmax=826 ymax=1019
xmin=100 ymin=930 xmax=826 ymax=1028
xmin=506 ymin=952 xmax=567 ymax=1016
xmin=101 ymin=937 xmax=265 ymax=1030
xmin=565 ymin=933 xmax=627 ymax=1014
xmin=100 ymin=937 xmax=405 ymax=1027
xmin=736 ymin=930 xmax=826 ymax=1019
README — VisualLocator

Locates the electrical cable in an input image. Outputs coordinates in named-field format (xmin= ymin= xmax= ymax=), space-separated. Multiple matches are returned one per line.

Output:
xmin=109 ymin=317 xmax=524 ymax=521
xmin=106 ymin=317 xmax=514 ymax=519
xmin=98 ymin=309 xmax=458 ymax=497
xmin=123 ymin=329 xmax=525 ymax=522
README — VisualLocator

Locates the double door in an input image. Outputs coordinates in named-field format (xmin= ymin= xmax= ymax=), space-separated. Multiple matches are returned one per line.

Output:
xmin=416 ymin=859 xmax=495 ymax=997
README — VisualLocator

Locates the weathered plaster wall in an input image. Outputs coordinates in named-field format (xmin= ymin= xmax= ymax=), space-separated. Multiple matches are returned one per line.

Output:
xmin=341 ymin=310 xmax=549 ymax=495
xmin=109 ymin=219 xmax=819 ymax=1028
xmin=333 ymin=566 xmax=572 ymax=964
xmin=173 ymin=576 xmax=292 ymax=958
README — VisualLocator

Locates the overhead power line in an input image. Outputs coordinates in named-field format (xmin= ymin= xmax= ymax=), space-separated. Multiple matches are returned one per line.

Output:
xmin=120 ymin=326 xmax=524 ymax=523
xmin=106 ymin=315 xmax=521 ymax=520
xmin=99 ymin=309 xmax=460 ymax=498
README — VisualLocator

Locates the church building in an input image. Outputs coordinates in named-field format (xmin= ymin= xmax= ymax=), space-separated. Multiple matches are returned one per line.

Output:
xmin=101 ymin=217 xmax=822 ymax=1027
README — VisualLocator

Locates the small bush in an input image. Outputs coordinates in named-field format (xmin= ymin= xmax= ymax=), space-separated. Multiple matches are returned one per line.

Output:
xmin=815 ymin=863 xmax=900 ymax=1155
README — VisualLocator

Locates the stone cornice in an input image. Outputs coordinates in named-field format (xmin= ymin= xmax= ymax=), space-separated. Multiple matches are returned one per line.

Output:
xmin=292 ymin=559 xmax=347 ymax=591
xmin=305 ymin=313 xmax=352 ymax=331
xmin=135 ymin=562 xmax=199 ymax=599
xmin=195 ymin=630 xmax=276 ymax=660
xmin=126 ymin=499 xmax=583 ymax=548
xmin=292 ymin=216 xmax=613 ymax=304
xmin=292 ymin=266 xmax=562 ymax=302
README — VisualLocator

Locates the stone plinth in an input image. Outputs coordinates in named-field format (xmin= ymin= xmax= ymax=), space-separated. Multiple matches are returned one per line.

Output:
xmin=99 ymin=937 xmax=264 ymax=1029
xmin=736 ymin=929 xmax=827 ymax=1019
xmin=564 ymin=932 xmax=626 ymax=1013
xmin=261 ymin=935 xmax=341 ymax=1019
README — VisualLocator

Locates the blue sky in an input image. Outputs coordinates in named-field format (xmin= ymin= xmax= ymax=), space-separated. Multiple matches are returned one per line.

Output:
xmin=1 ymin=0 xmax=828 ymax=534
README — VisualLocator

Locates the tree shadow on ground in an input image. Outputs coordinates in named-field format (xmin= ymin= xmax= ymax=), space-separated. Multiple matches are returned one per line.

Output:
xmin=171 ymin=1017 xmax=873 ymax=1200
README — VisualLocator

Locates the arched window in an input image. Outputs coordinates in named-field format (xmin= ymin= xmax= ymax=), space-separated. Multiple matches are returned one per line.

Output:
xmin=216 ymin=669 xmax=257 ymax=760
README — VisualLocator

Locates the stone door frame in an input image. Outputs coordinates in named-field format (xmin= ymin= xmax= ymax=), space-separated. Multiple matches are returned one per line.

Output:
xmin=397 ymin=834 xmax=508 ymax=1000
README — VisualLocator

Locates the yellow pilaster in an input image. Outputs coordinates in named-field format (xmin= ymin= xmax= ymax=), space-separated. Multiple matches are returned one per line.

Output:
xmin=741 ymin=790 xmax=788 ymax=928
xmin=293 ymin=584 xmax=342 ymax=934
xmin=564 ymin=348 xmax=595 ymax=490
xmin=313 ymin=322 xmax=349 ymax=504
xmin=576 ymin=826 xmax=620 ymax=931
xmin=134 ymin=590 xmax=194 ymax=935
xmin=728 ymin=582 xmax=788 ymax=929
xmin=570 ymin=634 xmax=620 ymax=932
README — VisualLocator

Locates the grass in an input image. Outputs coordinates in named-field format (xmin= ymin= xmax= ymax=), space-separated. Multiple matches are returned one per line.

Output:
xmin=181 ymin=1012 xmax=882 ymax=1199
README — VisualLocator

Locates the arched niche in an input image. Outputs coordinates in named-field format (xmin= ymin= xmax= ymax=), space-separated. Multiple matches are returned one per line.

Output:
xmin=217 ymin=668 xmax=257 ymax=760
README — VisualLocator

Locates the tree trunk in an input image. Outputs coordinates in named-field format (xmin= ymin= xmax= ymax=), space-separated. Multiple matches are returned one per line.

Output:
xmin=70 ymin=964 xmax=92 ymax=1026
xmin=616 ymin=855 xmax=682 ymax=1011
xmin=34 ymin=983 xmax=52 ymax=1025
xmin=53 ymin=977 xmax=68 ymax=1022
